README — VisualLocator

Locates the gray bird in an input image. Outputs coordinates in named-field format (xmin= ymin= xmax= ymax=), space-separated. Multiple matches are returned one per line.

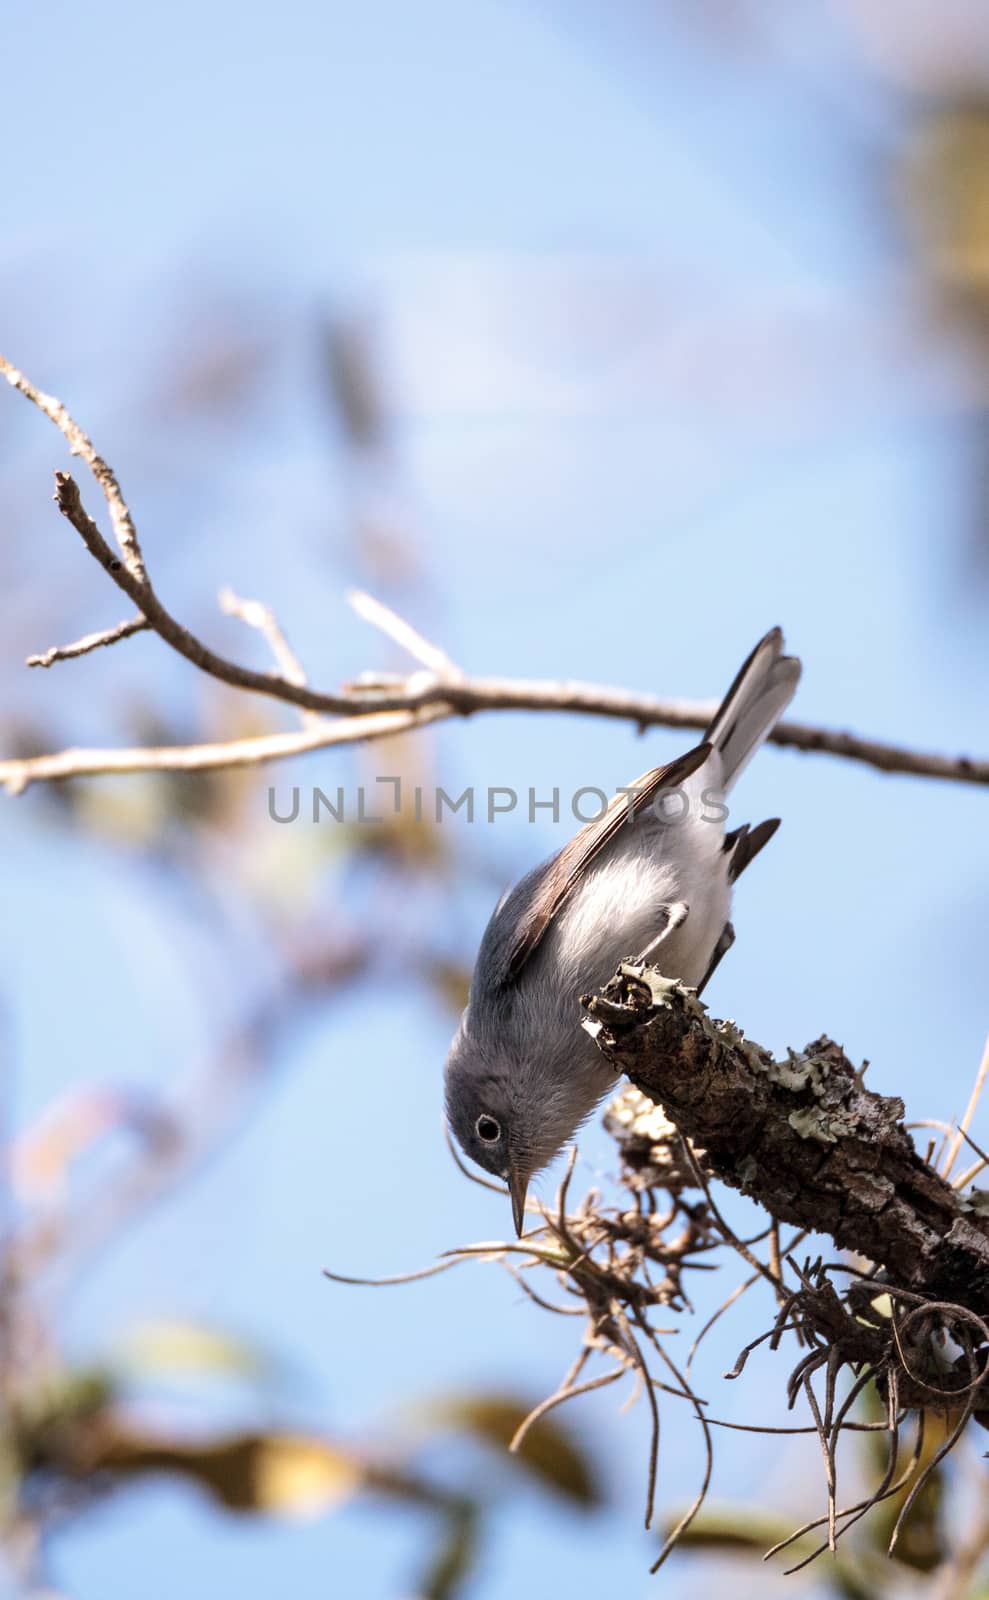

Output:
xmin=444 ymin=629 xmax=801 ymax=1235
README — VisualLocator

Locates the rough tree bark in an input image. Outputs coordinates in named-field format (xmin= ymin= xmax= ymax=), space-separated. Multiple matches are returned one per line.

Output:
xmin=583 ymin=965 xmax=989 ymax=1318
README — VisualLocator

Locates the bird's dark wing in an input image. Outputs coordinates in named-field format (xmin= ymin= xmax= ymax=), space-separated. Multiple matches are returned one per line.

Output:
xmin=493 ymin=741 xmax=711 ymax=988
xmin=723 ymin=816 xmax=780 ymax=883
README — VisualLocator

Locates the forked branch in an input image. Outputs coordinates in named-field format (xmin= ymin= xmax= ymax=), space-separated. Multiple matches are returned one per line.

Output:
xmin=2 ymin=355 xmax=988 ymax=793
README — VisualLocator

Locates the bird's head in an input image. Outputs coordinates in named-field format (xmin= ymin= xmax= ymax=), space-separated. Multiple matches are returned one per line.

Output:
xmin=444 ymin=1020 xmax=596 ymax=1236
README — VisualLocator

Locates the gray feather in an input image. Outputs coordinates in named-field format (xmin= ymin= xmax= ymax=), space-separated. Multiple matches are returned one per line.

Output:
xmin=704 ymin=626 xmax=801 ymax=791
xmin=444 ymin=628 xmax=802 ymax=1210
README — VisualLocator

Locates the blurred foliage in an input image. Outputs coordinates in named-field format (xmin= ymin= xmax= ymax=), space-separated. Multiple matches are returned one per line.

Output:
xmin=671 ymin=1507 xmax=879 ymax=1600
xmin=0 ymin=1328 xmax=598 ymax=1600
xmin=149 ymin=295 xmax=272 ymax=423
xmin=6 ymin=10 xmax=989 ymax=1591
xmin=669 ymin=1387 xmax=989 ymax=1597
xmin=420 ymin=1394 xmax=601 ymax=1507
xmin=322 ymin=317 xmax=389 ymax=453
xmin=903 ymin=100 xmax=989 ymax=312
xmin=0 ymin=285 xmax=586 ymax=1597
xmin=108 ymin=1322 xmax=271 ymax=1386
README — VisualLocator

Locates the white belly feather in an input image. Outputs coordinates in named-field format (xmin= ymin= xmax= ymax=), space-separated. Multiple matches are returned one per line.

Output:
xmin=540 ymin=753 xmax=731 ymax=998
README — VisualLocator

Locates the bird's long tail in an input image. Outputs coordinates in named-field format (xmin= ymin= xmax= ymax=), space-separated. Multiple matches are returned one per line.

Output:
xmin=705 ymin=627 xmax=801 ymax=792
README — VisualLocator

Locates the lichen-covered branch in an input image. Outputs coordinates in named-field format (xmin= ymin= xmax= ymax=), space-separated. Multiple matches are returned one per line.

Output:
xmin=333 ymin=976 xmax=989 ymax=1571
xmin=583 ymin=965 xmax=989 ymax=1316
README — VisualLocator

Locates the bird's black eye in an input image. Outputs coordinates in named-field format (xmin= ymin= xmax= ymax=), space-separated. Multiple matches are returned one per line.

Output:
xmin=476 ymin=1114 xmax=501 ymax=1144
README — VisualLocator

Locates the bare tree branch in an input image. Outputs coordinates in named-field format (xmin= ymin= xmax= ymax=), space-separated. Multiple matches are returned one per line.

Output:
xmin=26 ymin=616 xmax=149 ymax=669
xmin=218 ymin=587 xmax=312 ymax=692
xmin=1 ymin=356 xmax=147 ymax=581
xmin=0 ymin=707 xmax=449 ymax=797
xmin=46 ymin=469 xmax=363 ymax=714
xmin=217 ymin=585 xmax=326 ymax=732
xmin=3 ymin=355 xmax=988 ymax=793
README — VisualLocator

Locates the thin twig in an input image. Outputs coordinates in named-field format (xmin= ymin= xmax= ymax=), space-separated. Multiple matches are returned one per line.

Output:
xmin=802 ymin=1366 xmax=837 ymax=1552
xmin=943 ymin=1028 xmax=989 ymax=1181
xmin=322 ymin=1259 xmax=468 ymax=1288
xmin=768 ymin=1220 xmax=784 ymax=1306
xmin=1 ymin=356 xmax=146 ymax=579
xmin=614 ymin=1306 xmax=662 ymax=1531
xmin=703 ymin=1414 xmax=890 ymax=1435
xmin=218 ymin=587 xmax=315 ymax=705
xmin=767 ymin=1377 xmax=913 ymax=1563
xmin=952 ymin=1155 xmax=989 ymax=1191
xmin=501 ymin=1263 xmax=585 ymax=1316
xmin=26 ymin=615 xmax=149 ymax=668
xmin=682 ymin=1142 xmax=782 ymax=1291
xmin=347 ymin=588 xmax=462 ymax=678
xmin=686 ymin=1269 xmax=760 ymax=1379
xmin=640 ymin=1313 xmax=714 ymax=1572
xmin=724 ymin=1316 xmax=802 ymax=1380
xmin=442 ymin=1124 xmax=508 ymax=1196
xmin=889 ymin=1399 xmax=975 ymax=1557
xmin=0 ymin=706 xmax=449 ymax=796
xmin=507 ymin=1360 xmax=624 ymax=1453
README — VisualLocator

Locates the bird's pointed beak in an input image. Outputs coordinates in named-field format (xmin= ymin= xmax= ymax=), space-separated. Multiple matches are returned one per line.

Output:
xmin=508 ymin=1165 xmax=529 ymax=1237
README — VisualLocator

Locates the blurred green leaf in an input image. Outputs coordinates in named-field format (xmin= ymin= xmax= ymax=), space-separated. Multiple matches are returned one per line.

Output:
xmin=418 ymin=1501 xmax=478 ymax=1600
xmin=666 ymin=1506 xmax=793 ymax=1552
xmin=109 ymin=1322 xmax=270 ymax=1386
xmin=903 ymin=99 xmax=989 ymax=303
xmin=18 ymin=1368 xmax=115 ymax=1435
xmin=423 ymin=1393 xmax=600 ymax=1507
xmin=868 ymin=1410 xmax=949 ymax=1574
xmin=669 ymin=1507 xmax=878 ymax=1600
xmin=96 ymin=1429 xmax=364 ymax=1518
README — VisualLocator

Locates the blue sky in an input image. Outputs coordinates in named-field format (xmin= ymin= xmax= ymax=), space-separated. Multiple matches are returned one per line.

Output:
xmin=2 ymin=3 xmax=988 ymax=1597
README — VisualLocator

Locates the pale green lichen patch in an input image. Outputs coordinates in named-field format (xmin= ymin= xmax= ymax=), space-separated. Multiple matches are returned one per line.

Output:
xmin=960 ymin=1188 xmax=989 ymax=1219
xmin=756 ymin=1045 xmax=870 ymax=1143
xmin=618 ymin=964 xmax=709 ymax=1022
xmin=788 ymin=1104 xmax=861 ymax=1144
xmin=712 ymin=1018 xmax=768 ymax=1075
xmin=765 ymin=1047 xmax=831 ymax=1096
